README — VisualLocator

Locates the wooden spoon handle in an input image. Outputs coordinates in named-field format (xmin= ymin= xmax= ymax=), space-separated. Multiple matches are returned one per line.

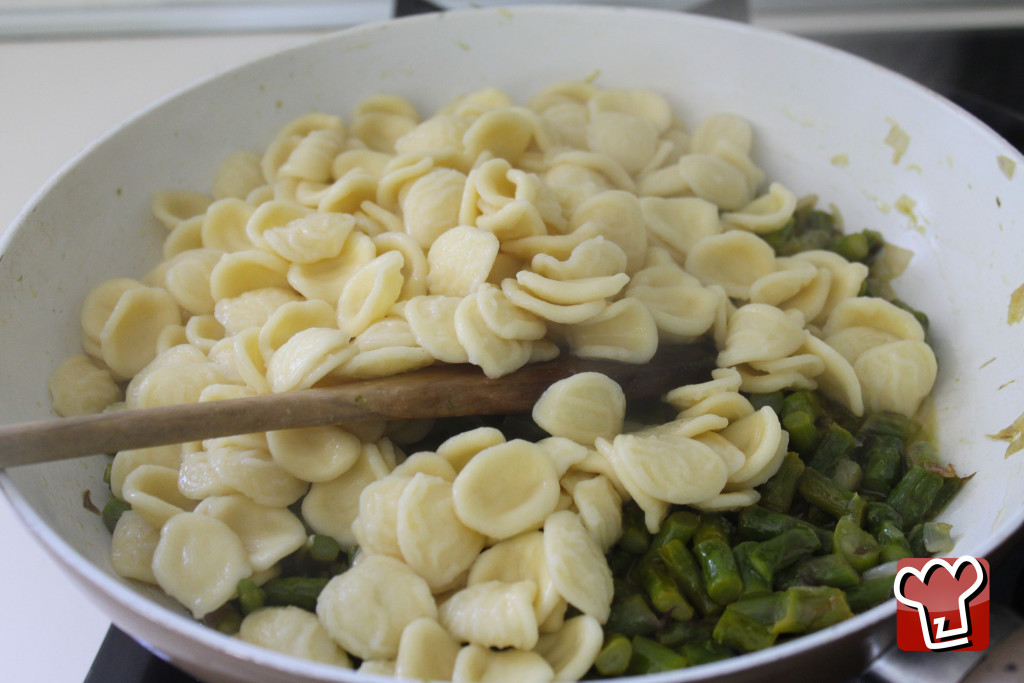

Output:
xmin=0 ymin=344 xmax=716 ymax=468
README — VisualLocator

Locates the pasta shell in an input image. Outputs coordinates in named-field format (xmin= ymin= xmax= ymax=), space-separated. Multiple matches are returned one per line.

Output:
xmin=440 ymin=580 xmax=539 ymax=650
xmin=239 ymin=606 xmax=351 ymax=667
xmin=395 ymin=618 xmax=460 ymax=681
xmin=531 ymin=372 xmax=626 ymax=445
xmin=543 ymin=510 xmax=614 ymax=623
xmin=452 ymin=439 xmax=560 ymax=539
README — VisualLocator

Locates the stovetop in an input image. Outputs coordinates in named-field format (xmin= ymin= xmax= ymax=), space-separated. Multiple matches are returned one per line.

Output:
xmin=82 ymin=3 xmax=1024 ymax=682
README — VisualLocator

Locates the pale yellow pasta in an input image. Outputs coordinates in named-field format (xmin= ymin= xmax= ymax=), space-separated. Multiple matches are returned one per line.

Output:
xmin=823 ymin=295 xmax=926 ymax=342
xmin=209 ymin=249 xmax=292 ymax=301
xmin=162 ymin=215 xmax=205 ymax=259
xmin=640 ymin=196 xmax=721 ymax=262
xmin=214 ymin=287 xmax=302 ymax=336
xmin=404 ymin=294 xmax=471 ymax=363
xmin=265 ymin=425 xmax=361 ymax=483
xmin=436 ymin=426 xmax=506 ymax=472
xmin=286 ymin=230 xmax=376 ymax=305
xmin=685 ymin=230 xmax=777 ymax=299
xmin=302 ymin=446 xmax=390 ymax=548
xmin=238 ymin=606 xmax=352 ymax=667
xmin=127 ymin=359 xmax=228 ymax=410
xmin=373 ymin=231 xmax=429 ymax=300
xmin=351 ymin=107 xmax=418 ymax=153
xmin=336 ymin=251 xmax=405 ymax=337
xmin=395 ymin=618 xmax=461 ymax=681
xmin=534 ymin=615 xmax=604 ymax=683
xmin=110 ymin=444 xmax=182 ymax=499
xmin=792 ymin=250 xmax=870 ymax=324
xmin=567 ymin=474 xmax=623 ymax=553
xmin=626 ymin=262 xmax=719 ymax=341
xmin=194 ymin=493 xmax=306 ymax=572
xmin=722 ymin=182 xmax=798 ymax=233
xmin=441 ymin=580 xmax=539 ymax=650
xmin=203 ymin=442 xmax=309 ymax=508
xmin=452 ymin=644 xmax=555 ymax=683
xmin=316 ymin=554 xmax=437 ymax=661
xmin=232 ymin=326 xmax=271 ymax=393
xmin=691 ymin=112 xmax=753 ymax=155
xmin=400 ymin=167 xmax=468 ymax=248
xmin=801 ymin=333 xmax=865 ymax=416
xmin=475 ymin=282 xmax=546 ymax=341
xmin=854 ymin=339 xmax=937 ymax=417
xmin=531 ymin=372 xmax=625 ymax=446
xmin=569 ymin=190 xmax=647 ymax=274
xmin=279 ymin=128 xmax=345 ymax=183
xmin=110 ymin=510 xmax=161 ymax=584
xmin=152 ymin=512 xmax=252 ymax=619
xmin=151 ymin=189 xmax=213 ymax=231
xmin=396 ymin=473 xmax=487 ymax=592
xmin=212 ymin=151 xmax=264 ymax=201
xmin=719 ymin=406 xmax=789 ymax=490
xmin=265 ymin=327 xmax=356 ymax=393
xmin=395 ymin=113 xmax=470 ymax=157
xmin=565 ymin=297 xmax=659 ymax=364
xmin=257 ymin=298 xmax=337 ymax=360
xmin=262 ymin=212 xmax=354 ymax=265
xmin=600 ymin=431 xmax=728 ymax=507
xmin=454 ymin=292 xmax=533 ymax=379
xmin=261 ymin=112 xmax=345 ymax=184
xmin=500 ymin=278 xmax=606 ymax=326
xmin=467 ymin=530 xmax=564 ymax=628
xmin=121 ymin=464 xmax=197 ymax=527
xmin=825 ymin=325 xmax=901 ymax=367
xmin=738 ymin=353 xmax=824 ymax=393
xmin=184 ymin=314 xmax=225 ymax=353
xmin=427 ymin=225 xmax=500 ymax=296
xmin=98 ymin=286 xmax=182 ymax=380
xmin=452 ymin=439 xmax=560 ymax=539
xmin=352 ymin=475 xmax=410 ymax=560
xmin=543 ymin=510 xmax=614 ymax=623
xmin=717 ymin=303 xmax=808 ymax=368
xmin=201 ymin=198 xmax=256 ymax=253
xmin=47 ymin=354 xmax=121 ymax=417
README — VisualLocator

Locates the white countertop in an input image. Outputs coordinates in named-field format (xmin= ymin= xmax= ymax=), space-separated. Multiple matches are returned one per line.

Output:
xmin=0 ymin=30 xmax=322 ymax=683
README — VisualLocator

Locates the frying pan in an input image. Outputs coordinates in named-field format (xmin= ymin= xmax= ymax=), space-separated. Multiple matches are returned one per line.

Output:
xmin=2 ymin=6 xmax=1023 ymax=682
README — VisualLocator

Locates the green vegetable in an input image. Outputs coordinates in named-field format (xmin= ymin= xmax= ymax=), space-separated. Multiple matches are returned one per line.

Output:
xmin=757 ymin=451 xmax=805 ymax=513
xmin=776 ymin=553 xmax=861 ymax=589
xmin=261 ymin=576 xmax=329 ymax=612
xmin=659 ymin=539 xmax=721 ymax=618
xmin=101 ymin=497 xmax=132 ymax=533
xmin=605 ymin=593 xmax=661 ymax=638
xmin=746 ymin=527 xmax=822 ymax=584
xmin=628 ymin=636 xmax=689 ymax=674
xmin=635 ymin=560 xmax=694 ymax=620
xmin=833 ymin=517 xmax=882 ymax=573
xmin=236 ymin=578 xmax=265 ymax=616
xmin=798 ymin=467 xmax=866 ymax=523
xmin=594 ymin=635 xmax=632 ymax=677
xmin=887 ymin=465 xmax=944 ymax=528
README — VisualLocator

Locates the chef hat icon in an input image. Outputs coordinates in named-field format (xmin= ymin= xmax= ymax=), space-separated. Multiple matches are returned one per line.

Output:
xmin=893 ymin=556 xmax=987 ymax=651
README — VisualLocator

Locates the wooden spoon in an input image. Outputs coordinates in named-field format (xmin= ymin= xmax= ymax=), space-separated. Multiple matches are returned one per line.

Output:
xmin=0 ymin=343 xmax=717 ymax=468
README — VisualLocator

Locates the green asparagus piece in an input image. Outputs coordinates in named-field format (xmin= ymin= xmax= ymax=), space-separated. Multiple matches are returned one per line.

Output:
xmin=758 ymin=451 xmax=806 ymax=513
xmin=723 ymin=586 xmax=853 ymax=636
xmin=829 ymin=231 xmax=871 ymax=262
xmin=605 ymin=593 xmax=661 ymax=638
xmin=236 ymin=578 xmax=266 ymax=616
xmin=887 ymin=465 xmax=944 ymax=528
xmin=694 ymin=538 xmax=744 ymax=605
xmin=693 ymin=513 xmax=733 ymax=545
xmin=798 ymin=467 xmax=866 ymax=523
xmin=635 ymin=560 xmax=694 ymax=621
xmin=859 ymin=435 xmax=904 ymax=497
xmin=628 ymin=636 xmax=689 ymax=674
xmin=746 ymin=527 xmax=822 ymax=583
xmin=659 ymin=539 xmax=721 ymax=618
xmin=619 ymin=502 xmax=652 ymax=555
xmin=656 ymin=619 xmax=715 ymax=648
xmin=782 ymin=411 xmax=820 ymax=456
xmin=845 ymin=573 xmax=896 ymax=612
xmin=782 ymin=389 xmax=826 ymax=424
xmin=309 ymin=534 xmax=342 ymax=565
xmin=874 ymin=520 xmax=913 ymax=563
xmin=807 ymin=423 xmax=858 ymax=475
xmin=857 ymin=411 xmax=921 ymax=444
xmin=682 ymin=639 xmax=735 ymax=665
xmin=928 ymin=471 xmax=968 ymax=518
xmin=735 ymin=505 xmax=833 ymax=552
xmin=650 ymin=509 xmax=701 ymax=554
xmin=831 ymin=457 xmax=863 ymax=492
xmin=712 ymin=606 xmax=778 ymax=652
xmin=202 ymin=603 xmax=242 ymax=635
xmin=733 ymin=541 xmax=772 ymax=598
xmin=833 ymin=517 xmax=882 ymax=573
xmin=262 ymin=576 xmax=329 ymax=612
xmin=776 ymin=553 xmax=861 ymax=589
xmin=865 ymin=501 xmax=904 ymax=532
xmin=593 ymin=634 xmax=632 ymax=677
xmin=101 ymin=497 xmax=132 ymax=533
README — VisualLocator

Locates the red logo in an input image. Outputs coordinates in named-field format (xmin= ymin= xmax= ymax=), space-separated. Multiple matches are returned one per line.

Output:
xmin=894 ymin=556 xmax=989 ymax=651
